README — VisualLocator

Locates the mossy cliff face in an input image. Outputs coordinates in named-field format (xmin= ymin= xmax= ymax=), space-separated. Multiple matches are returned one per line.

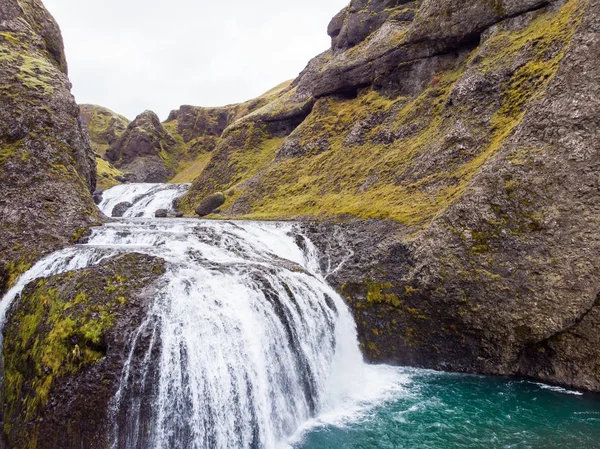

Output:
xmin=79 ymin=104 xmax=129 ymax=157
xmin=2 ymin=253 xmax=165 ymax=449
xmin=0 ymin=0 xmax=100 ymax=296
xmin=178 ymin=0 xmax=600 ymax=391
xmin=79 ymin=105 xmax=129 ymax=189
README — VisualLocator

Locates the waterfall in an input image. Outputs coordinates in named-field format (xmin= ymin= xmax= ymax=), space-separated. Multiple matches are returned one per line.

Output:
xmin=98 ymin=183 xmax=191 ymax=217
xmin=0 ymin=183 xmax=381 ymax=449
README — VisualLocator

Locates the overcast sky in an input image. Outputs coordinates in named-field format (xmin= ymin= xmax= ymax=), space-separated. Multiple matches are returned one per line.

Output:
xmin=43 ymin=0 xmax=348 ymax=121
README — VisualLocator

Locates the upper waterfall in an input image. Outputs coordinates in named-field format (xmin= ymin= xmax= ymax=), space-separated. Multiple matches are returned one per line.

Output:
xmin=98 ymin=183 xmax=191 ymax=218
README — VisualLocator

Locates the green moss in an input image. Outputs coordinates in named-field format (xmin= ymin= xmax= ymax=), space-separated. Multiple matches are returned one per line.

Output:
xmin=366 ymin=281 xmax=401 ymax=307
xmin=2 ymin=283 xmax=119 ymax=429
xmin=2 ymin=255 xmax=165 ymax=445
xmin=95 ymin=157 xmax=124 ymax=190
xmin=3 ymin=259 xmax=32 ymax=290
xmin=82 ymin=106 xmax=129 ymax=156
xmin=189 ymin=0 xmax=584 ymax=226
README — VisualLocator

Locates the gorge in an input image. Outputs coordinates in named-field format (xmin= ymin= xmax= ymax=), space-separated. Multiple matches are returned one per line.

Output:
xmin=1 ymin=0 xmax=600 ymax=447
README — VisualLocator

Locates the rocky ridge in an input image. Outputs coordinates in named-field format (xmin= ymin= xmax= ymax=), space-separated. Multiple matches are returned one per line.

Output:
xmin=79 ymin=104 xmax=129 ymax=190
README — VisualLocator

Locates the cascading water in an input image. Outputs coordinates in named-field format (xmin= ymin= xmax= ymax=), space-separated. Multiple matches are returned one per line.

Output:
xmin=5 ymin=184 xmax=597 ymax=449
xmin=0 ymin=183 xmax=399 ymax=449
xmin=98 ymin=183 xmax=191 ymax=217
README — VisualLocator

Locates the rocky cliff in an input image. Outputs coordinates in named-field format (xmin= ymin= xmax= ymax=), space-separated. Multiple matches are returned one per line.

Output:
xmin=175 ymin=0 xmax=600 ymax=391
xmin=79 ymin=104 xmax=129 ymax=189
xmin=0 ymin=0 xmax=100 ymax=296
xmin=96 ymin=80 xmax=294 ymax=185
xmin=2 ymin=4 xmax=599 ymax=440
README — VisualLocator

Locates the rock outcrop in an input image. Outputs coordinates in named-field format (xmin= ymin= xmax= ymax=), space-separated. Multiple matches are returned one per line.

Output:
xmin=177 ymin=0 xmax=600 ymax=391
xmin=0 ymin=0 xmax=101 ymax=296
xmin=2 ymin=253 xmax=165 ymax=449
xmin=79 ymin=104 xmax=129 ymax=156
xmin=80 ymin=105 xmax=129 ymax=189
xmin=105 ymin=110 xmax=177 ymax=183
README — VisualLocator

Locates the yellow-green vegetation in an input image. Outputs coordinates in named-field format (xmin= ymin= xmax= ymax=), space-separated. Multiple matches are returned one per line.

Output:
xmin=80 ymin=105 xmax=129 ymax=156
xmin=3 ymin=285 xmax=114 ymax=428
xmin=366 ymin=282 xmax=401 ymax=307
xmin=95 ymin=157 xmax=124 ymax=190
xmin=0 ymin=31 xmax=57 ymax=99
xmin=170 ymin=153 xmax=212 ymax=183
xmin=163 ymin=82 xmax=295 ymax=185
xmin=2 ymin=255 xmax=166 ymax=443
xmin=187 ymin=0 xmax=583 ymax=227
xmin=3 ymin=258 xmax=32 ymax=290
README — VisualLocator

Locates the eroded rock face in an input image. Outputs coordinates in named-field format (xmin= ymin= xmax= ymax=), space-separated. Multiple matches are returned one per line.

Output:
xmin=0 ymin=0 xmax=101 ymax=296
xmin=295 ymin=0 xmax=600 ymax=390
xmin=106 ymin=110 xmax=176 ymax=183
xmin=2 ymin=253 xmax=165 ymax=449
xmin=180 ymin=0 xmax=600 ymax=392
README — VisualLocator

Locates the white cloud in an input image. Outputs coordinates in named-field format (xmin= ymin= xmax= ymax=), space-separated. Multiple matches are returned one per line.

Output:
xmin=43 ymin=0 xmax=349 ymax=120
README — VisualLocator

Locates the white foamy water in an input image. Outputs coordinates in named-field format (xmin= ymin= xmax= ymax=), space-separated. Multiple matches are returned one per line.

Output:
xmin=98 ymin=183 xmax=190 ymax=217
xmin=0 ymin=183 xmax=409 ymax=449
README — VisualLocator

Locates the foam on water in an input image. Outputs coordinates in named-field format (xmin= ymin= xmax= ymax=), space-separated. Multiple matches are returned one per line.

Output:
xmin=0 ymin=183 xmax=407 ymax=449
xmin=98 ymin=183 xmax=190 ymax=217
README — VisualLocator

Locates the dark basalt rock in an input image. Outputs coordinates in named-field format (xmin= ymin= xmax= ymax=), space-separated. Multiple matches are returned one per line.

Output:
xmin=92 ymin=187 xmax=104 ymax=205
xmin=154 ymin=209 xmax=168 ymax=218
xmin=0 ymin=0 xmax=101 ymax=297
xmin=195 ymin=192 xmax=226 ymax=217
xmin=2 ymin=253 xmax=166 ymax=449
xmin=106 ymin=110 xmax=176 ymax=183
xmin=111 ymin=202 xmax=133 ymax=218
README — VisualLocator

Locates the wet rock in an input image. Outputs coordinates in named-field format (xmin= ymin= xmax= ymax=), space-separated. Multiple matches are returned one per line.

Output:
xmin=154 ymin=209 xmax=168 ymax=218
xmin=111 ymin=202 xmax=133 ymax=218
xmin=2 ymin=253 xmax=165 ymax=449
xmin=195 ymin=192 xmax=226 ymax=217
xmin=174 ymin=211 xmax=185 ymax=218
xmin=92 ymin=187 xmax=104 ymax=205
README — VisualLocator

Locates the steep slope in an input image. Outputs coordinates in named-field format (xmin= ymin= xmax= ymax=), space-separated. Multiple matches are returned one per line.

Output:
xmin=79 ymin=104 xmax=129 ymax=156
xmin=177 ymin=0 xmax=600 ymax=391
xmin=105 ymin=110 xmax=179 ymax=183
xmin=98 ymin=80 xmax=294 ymax=185
xmin=0 ymin=0 xmax=100 ymax=295
xmin=80 ymin=104 xmax=129 ymax=189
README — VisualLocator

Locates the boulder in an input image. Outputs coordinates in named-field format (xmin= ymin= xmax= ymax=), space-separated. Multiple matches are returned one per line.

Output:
xmin=92 ymin=187 xmax=104 ymax=205
xmin=174 ymin=211 xmax=184 ymax=218
xmin=154 ymin=209 xmax=168 ymax=218
xmin=195 ymin=192 xmax=226 ymax=217
xmin=111 ymin=202 xmax=133 ymax=218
